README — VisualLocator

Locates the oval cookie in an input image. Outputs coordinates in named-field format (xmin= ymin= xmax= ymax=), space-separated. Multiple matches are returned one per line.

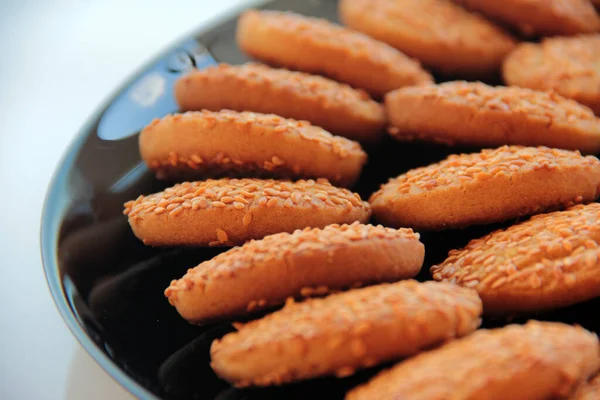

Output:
xmin=347 ymin=321 xmax=600 ymax=400
xmin=572 ymin=374 xmax=600 ymax=400
xmin=369 ymin=146 xmax=600 ymax=231
xmin=431 ymin=203 xmax=600 ymax=314
xmin=236 ymin=10 xmax=432 ymax=97
xmin=339 ymin=0 xmax=516 ymax=79
xmin=123 ymin=178 xmax=371 ymax=246
xmin=210 ymin=281 xmax=482 ymax=387
xmin=165 ymin=223 xmax=425 ymax=324
xmin=456 ymin=0 xmax=600 ymax=37
xmin=139 ymin=110 xmax=367 ymax=187
xmin=385 ymin=81 xmax=600 ymax=153
xmin=174 ymin=63 xmax=386 ymax=143
xmin=504 ymin=35 xmax=600 ymax=115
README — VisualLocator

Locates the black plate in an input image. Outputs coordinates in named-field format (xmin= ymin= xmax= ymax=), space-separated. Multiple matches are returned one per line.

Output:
xmin=41 ymin=0 xmax=600 ymax=399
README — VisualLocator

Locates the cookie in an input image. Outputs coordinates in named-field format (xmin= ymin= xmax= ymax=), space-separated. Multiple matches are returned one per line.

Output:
xmin=369 ymin=146 xmax=600 ymax=231
xmin=123 ymin=178 xmax=371 ymax=247
xmin=210 ymin=280 xmax=482 ymax=387
xmin=572 ymin=374 xmax=600 ymax=400
xmin=236 ymin=10 xmax=432 ymax=98
xmin=456 ymin=0 xmax=600 ymax=37
xmin=139 ymin=110 xmax=367 ymax=187
xmin=431 ymin=203 xmax=600 ymax=314
xmin=347 ymin=321 xmax=600 ymax=400
xmin=385 ymin=81 xmax=600 ymax=153
xmin=504 ymin=35 xmax=600 ymax=115
xmin=174 ymin=63 xmax=386 ymax=143
xmin=165 ymin=223 xmax=425 ymax=324
xmin=339 ymin=0 xmax=516 ymax=79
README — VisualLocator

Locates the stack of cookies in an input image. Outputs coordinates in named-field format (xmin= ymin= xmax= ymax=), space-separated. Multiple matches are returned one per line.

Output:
xmin=123 ymin=1 xmax=600 ymax=398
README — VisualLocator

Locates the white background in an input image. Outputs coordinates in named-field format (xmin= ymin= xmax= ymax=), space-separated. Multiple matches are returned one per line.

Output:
xmin=0 ymin=1 xmax=251 ymax=398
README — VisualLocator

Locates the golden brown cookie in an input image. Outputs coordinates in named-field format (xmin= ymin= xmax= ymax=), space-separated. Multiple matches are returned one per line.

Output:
xmin=210 ymin=280 xmax=482 ymax=387
xmin=123 ymin=178 xmax=371 ymax=247
xmin=369 ymin=146 xmax=600 ymax=231
xmin=347 ymin=321 xmax=600 ymax=400
xmin=385 ymin=81 xmax=600 ymax=153
xmin=139 ymin=110 xmax=367 ymax=187
xmin=571 ymin=374 xmax=600 ymax=400
xmin=174 ymin=63 xmax=386 ymax=143
xmin=431 ymin=203 xmax=600 ymax=314
xmin=236 ymin=10 xmax=432 ymax=98
xmin=165 ymin=223 xmax=425 ymax=324
xmin=504 ymin=35 xmax=600 ymax=115
xmin=456 ymin=0 xmax=600 ymax=37
xmin=339 ymin=0 xmax=516 ymax=79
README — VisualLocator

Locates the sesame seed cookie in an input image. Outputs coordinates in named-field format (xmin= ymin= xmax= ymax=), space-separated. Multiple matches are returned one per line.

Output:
xmin=139 ymin=110 xmax=367 ymax=187
xmin=504 ymin=35 xmax=600 ymax=115
xmin=123 ymin=178 xmax=371 ymax=247
xmin=165 ymin=223 xmax=425 ymax=324
xmin=347 ymin=321 xmax=600 ymax=400
xmin=431 ymin=203 xmax=600 ymax=314
xmin=369 ymin=146 xmax=600 ymax=231
xmin=385 ymin=81 xmax=600 ymax=153
xmin=339 ymin=0 xmax=516 ymax=79
xmin=174 ymin=63 xmax=386 ymax=143
xmin=456 ymin=0 xmax=600 ymax=37
xmin=571 ymin=374 xmax=600 ymax=400
xmin=210 ymin=280 xmax=482 ymax=387
xmin=236 ymin=10 xmax=432 ymax=98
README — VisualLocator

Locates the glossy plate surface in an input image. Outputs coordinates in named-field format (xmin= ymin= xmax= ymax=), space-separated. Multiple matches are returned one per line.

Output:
xmin=41 ymin=0 xmax=600 ymax=398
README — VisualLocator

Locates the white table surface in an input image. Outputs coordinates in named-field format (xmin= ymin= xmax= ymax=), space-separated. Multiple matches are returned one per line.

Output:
xmin=0 ymin=1 xmax=251 ymax=398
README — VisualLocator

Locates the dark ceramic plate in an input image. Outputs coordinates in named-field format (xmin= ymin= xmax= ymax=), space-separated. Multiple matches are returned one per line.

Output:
xmin=41 ymin=0 xmax=600 ymax=399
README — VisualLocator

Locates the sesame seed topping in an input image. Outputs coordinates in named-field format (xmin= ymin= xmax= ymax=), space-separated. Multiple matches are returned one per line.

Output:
xmin=144 ymin=110 xmax=365 ymax=161
xmin=240 ymin=10 xmax=431 ymax=86
xmin=166 ymin=222 xmax=420 ymax=297
xmin=346 ymin=321 xmax=598 ymax=400
xmin=124 ymin=178 xmax=369 ymax=218
xmin=397 ymin=81 xmax=597 ymax=121
xmin=370 ymin=145 xmax=600 ymax=199
xmin=432 ymin=203 xmax=600 ymax=298
xmin=184 ymin=62 xmax=383 ymax=109
xmin=505 ymin=35 xmax=600 ymax=107
xmin=210 ymin=281 xmax=481 ymax=386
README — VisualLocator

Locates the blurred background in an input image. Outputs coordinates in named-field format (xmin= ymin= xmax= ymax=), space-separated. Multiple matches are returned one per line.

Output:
xmin=0 ymin=1 xmax=248 ymax=398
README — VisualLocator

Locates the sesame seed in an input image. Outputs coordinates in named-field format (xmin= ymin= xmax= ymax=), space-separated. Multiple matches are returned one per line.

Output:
xmin=246 ymin=300 xmax=257 ymax=312
xmin=220 ymin=196 xmax=235 ymax=204
xmin=372 ymin=146 xmax=600 ymax=198
xmin=170 ymin=206 xmax=183 ymax=217
xmin=335 ymin=367 xmax=355 ymax=378
xmin=243 ymin=212 xmax=253 ymax=226
xmin=168 ymin=223 xmax=421 ymax=305
xmin=124 ymin=178 xmax=368 ymax=220
xmin=216 ymin=228 xmax=229 ymax=243
xmin=166 ymin=203 xmax=179 ymax=211
xmin=431 ymin=203 xmax=600 ymax=307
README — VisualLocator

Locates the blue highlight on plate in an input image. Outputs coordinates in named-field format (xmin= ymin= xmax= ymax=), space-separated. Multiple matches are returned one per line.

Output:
xmin=97 ymin=38 xmax=217 ymax=141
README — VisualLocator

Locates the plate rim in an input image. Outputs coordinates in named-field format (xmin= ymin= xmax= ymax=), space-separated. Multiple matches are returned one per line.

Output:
xmin=39 ymin=1 xmax=270 ymax=398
